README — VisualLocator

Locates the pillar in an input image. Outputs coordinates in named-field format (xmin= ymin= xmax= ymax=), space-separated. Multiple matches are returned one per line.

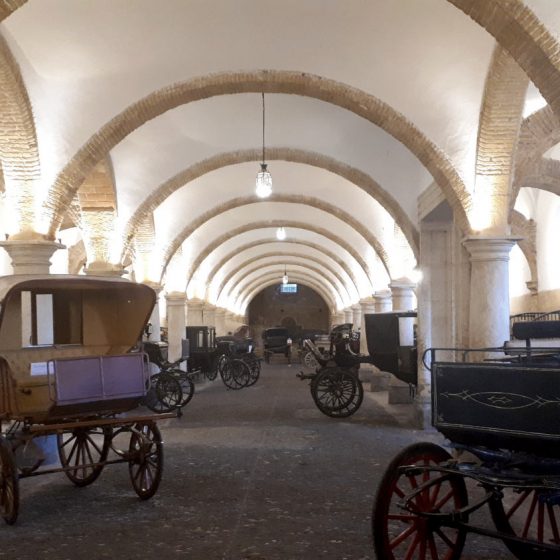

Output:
xmin=0 ymin=239 xmax=65 ymax=274
xmin=351 ymin=304 xmax=362 ymax=332
xmin=463 ymin=237 xmax=518 ymax=349
xmin=214 ymin=308 xmax=226 ymax=336
xmin=144 ymin=281 xmax=163 ymax=342
xmin=373 ymin=290 xmax=392 ymax=312
xmin=84 ymin=262 xmax=126 ymax=277
xmin=389 ymin=279 xmax=416 ymax=311
xmin=359 ymin=297 xmax=379 ymax=385
xmin=202 ymin=303 xmax=216 ymax=327
xmin=331 ymin=311 xmax=344 ymax=328
xmin=165 ymin=292 xmax=186 ymax=362
xmin=186 ymin=298 xmax=204 ymax=325
xmin=343 ymin=307 xmax=353 ymax=324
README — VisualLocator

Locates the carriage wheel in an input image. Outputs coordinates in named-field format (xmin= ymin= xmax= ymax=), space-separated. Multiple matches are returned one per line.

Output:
xmin=0 ymin=439 xmax=19 ymax=525
xmin=144 ymin=373 xmax=183 ymax=413
xmin=372 ymin=442 xmax=467 ymax=560
xmin=168 ymin=369 xmax=195 ymax=407
xmin=489 ymin=486 xmax=560 ymax=559
xmin=311 ymin=367 xmax=363 ymax=418
xmin=57 ymin=426 xmax=111 ymax=487
xmin=205 ymin=361 xmax=218 ymax=381
xmin=244 ymin=357 xmax=261 ymax=387
xmin=221 ymin=359 xmax=250 ymax=390
xmin=303 ymin=350 xmax=319 ymax=369
xmin=128 ymin=422 xmax=163 ymax=500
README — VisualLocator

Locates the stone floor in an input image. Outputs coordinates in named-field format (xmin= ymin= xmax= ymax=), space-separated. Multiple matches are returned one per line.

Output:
xmin=2 ymin=361 xmax=512 ymax=560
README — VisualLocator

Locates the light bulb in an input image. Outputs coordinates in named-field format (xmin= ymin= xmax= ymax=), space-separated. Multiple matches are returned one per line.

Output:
xmin=276 ymin=227 xmax=286 ymax=241
xmin=282 ymin=273 xmax=289 ymax=285
xmin=255 ymin=163 xmax=272 ymax=198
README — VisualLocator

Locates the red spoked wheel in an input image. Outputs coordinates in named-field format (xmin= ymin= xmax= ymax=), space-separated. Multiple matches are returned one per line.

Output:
xmin=489 ymin=486 xmax=560 ymax=559
xmin=372 ymin=442 xmax=467 ymax=560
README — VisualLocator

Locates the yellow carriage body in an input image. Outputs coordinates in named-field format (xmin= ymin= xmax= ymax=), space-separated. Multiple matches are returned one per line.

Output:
xmin=0 ymin=276 xmax=156 ymax=423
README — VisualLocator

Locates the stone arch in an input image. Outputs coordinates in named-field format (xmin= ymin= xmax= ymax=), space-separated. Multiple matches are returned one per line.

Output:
xmin=214 ymin=251 xmax=355 ymax=304
xmin=205 ymin=239 xmax=362 ymax=300
xmin=473 ymin=45 xmax=527 ymax=231
xmin=121 ymin=148 xmax=419 ymax=260
xmin=448 ymin=0 xmax=560 ymax=119
xmin=0 ymin=31 xmax=40 ymax=234
xmin=238 ymin=273 xmax=337 ymax=313
xmin=163 ymin=195 xmax=392 ymax=278
xmin=182 ymin=221 xmax=378 ymax=294
xmin=0 ymin=1 xmax=27 ymax=22
xmin=516 ymin=158 xmax=560 ymax=197
xmin=218 ymin=259 xmax=351 ymax=307
xmin=46 ymin=70 xmax=471 ymax=237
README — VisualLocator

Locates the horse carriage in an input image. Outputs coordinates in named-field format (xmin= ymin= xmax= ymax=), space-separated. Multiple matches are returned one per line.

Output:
xmin=0 ymin=275 xmax=172 ymax=525
xmin=298 ymin=312 xmax=417 ymax=418
xmin=372 ymin=320 xmax=560 ymax=559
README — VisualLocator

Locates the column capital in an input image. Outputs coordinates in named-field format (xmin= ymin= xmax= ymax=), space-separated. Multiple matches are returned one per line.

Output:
xmin=142 ymin=281 xmax=164 ymax=294
xmin=84 ymin=262 xmax=126 ymax=277
xmin=373 ymin=289 xmax=392 ymax=301
xmin=359 ymin=297 xmax=376 ymax=314
xmin=165 ymin=291 xmax=186 ymax=305
xmin=526 ymin=280 xmax=538 ymax=296
xmin=462 ymin=236 xmax=520 ymax=262
xmin=0 ymin=239 xmax=65 ymax=274
xmin=186 ymin=297 xmax=204 ymax=309
xmin=389 ymin=278 xmax=416 ymax=292
xmin=214 ymin=308 xmax=226 ymax=317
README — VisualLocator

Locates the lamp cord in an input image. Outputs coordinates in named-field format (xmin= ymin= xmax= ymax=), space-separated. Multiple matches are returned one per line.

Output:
xmin=262 ymin=92 xmax=266 ymax=165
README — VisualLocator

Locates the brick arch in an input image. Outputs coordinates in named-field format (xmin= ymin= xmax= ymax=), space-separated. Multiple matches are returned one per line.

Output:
xmin=0 ymin=1 xmax=27 ymax=22
xmin=183 ymin=221 xmax=377 ymax=295
xmin=46 ymin=70 xmax=471 ymax=237
xmin=0 ymin=32 xmax=40 ymax=235
xmin=512 ymin=210 xmax=537 ymax=288
xmin=238 ymin=273 xmax=337 ymax=313
xmin=216 ymin=255 xmax=353 ymax=306
xmin=121 ymin=148 xmax=418 ymax=260
xmin=204 ymin=239 xmax=362 ymax=300
xmin=448 ymin=0 xmax=560 ymax=120
xmin=473 ymin=46 xmax=527 ymax=232
xmin=229 ymin=264 xmax=344 ymax=309
xmin=163 ymin=195 xmax=393 ymax=278
xmin=516 ymin=158 xmax=560 ymax=196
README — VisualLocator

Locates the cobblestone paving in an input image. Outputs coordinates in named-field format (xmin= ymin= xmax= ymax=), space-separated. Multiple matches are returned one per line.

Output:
xmin=1 ymin=363 xmax=510 ymax=560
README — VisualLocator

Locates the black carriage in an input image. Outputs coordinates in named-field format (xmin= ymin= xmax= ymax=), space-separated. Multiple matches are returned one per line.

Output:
xmin=185 ymin=326 xmax=219 ymax=380
xmin=372 ymin=320 xmax=560 ymax=559
xmin=0 ymin=275 xmax=172 ymax=525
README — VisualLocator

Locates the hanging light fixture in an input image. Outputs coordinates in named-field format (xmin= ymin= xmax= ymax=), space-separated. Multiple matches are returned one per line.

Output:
xmin=282 ymin=265 xmax=289 ymax=285
xmin=276 ymin=226 xmax=286 ymax=241
xmin=255 ymin=92 xmax=272 ymax=198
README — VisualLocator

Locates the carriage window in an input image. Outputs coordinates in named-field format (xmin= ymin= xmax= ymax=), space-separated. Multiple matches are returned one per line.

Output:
xmin=21 ymin=290 xmax=83 ymax=346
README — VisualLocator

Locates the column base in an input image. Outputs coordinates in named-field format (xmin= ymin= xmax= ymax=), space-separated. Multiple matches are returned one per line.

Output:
xmin=388 ymin=378 xmax=414 ymax=404
xmin=369 ymin=369 xmax=391 ymax=392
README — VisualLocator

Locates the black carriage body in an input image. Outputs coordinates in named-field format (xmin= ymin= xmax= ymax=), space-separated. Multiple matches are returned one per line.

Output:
xmin=185 ymin=326 xmax=218 ymax=372
xmin=364 ymin=312 xmax=418 ymax=385
xmin=433 ymin=360 xmax=560 ymax=456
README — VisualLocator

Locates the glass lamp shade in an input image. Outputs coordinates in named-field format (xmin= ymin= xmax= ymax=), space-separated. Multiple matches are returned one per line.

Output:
xmin=276 ymin=227 xmax=286 ymax=241
xmin=282 ymin=273 xmax=289 ymax=284
xmin=255 ymin=163 xmax=272 ymax=198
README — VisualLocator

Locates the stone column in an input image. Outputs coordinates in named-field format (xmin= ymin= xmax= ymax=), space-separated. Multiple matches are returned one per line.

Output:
xmin=463 ymin=237 xmax=518 ymax=349
xmin=389 ymin=279 xmax=416 ymax=311
xmin=202 ymin=303 xmax=216 ymax=328
xmin=351 ymin=304 xmax=362 ymax=332
xmin=186 ymin=298 xmax=204 ymax=325
xmin=373 ymin=290 xmax=392 ymax=312
xmin=0 ymin=239 xmax=65 ymax=274
xmin=343 ymin=307 xmax=353 ymax=324
xmin=214 ymin=308 xmax=226 ymax=336
xmin=359 ymin=297 xmax=378 ymax=385
xmin=144 ymin=281 xmax=163 ymax=342
xmin=165 ymin=292 xmax=186 ymax=362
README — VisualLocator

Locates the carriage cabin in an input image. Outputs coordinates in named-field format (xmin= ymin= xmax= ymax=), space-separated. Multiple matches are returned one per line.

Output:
xmin=0 ymin=276 xmax=156 ymax=422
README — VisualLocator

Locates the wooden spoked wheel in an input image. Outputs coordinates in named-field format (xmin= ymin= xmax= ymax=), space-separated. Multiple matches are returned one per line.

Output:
xmin=144 ymin=373 xmax=183 ymax=413
xmin=0 ymin=439 xmax=19 ymax=525
xmin=489 ymin=486 xmax=560 ymax=559
xmin=128 ymin=422 xmax=163 ymax=500
xmin=244 ymin=356 xmax=261 ymax=387
xmin=311 ymin=367 xmax=363 ymax=418
xmin=303 ymin=351 xmax=319 ymax=369
xmin=57 ymin=426 xmax=111 ymax=487
xmin=372 ymin=442 xmax=467 ymax=560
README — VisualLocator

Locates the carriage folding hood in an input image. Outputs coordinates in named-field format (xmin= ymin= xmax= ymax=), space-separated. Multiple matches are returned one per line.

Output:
xmin=0 ymin=275 xmax=156 ymax=421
